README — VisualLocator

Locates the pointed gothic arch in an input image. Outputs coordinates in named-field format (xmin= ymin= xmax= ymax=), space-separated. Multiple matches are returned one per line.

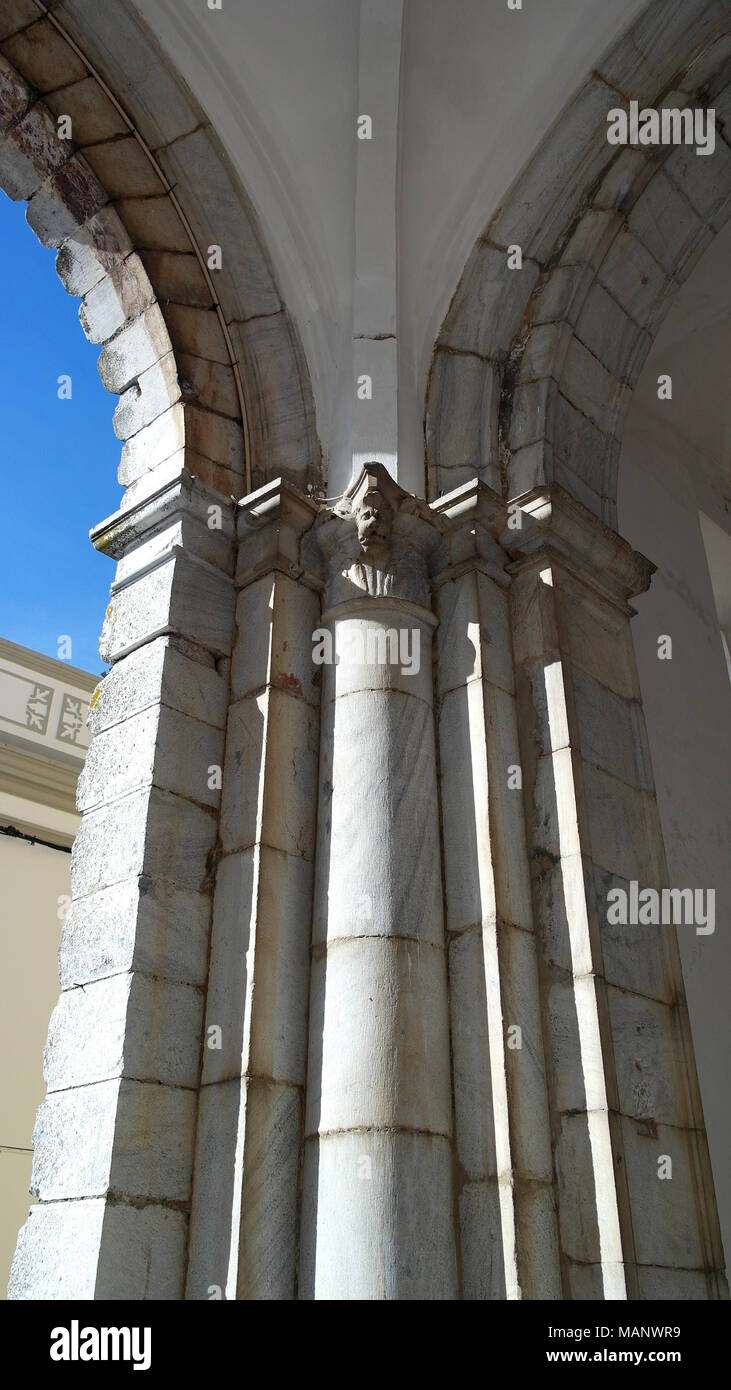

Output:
xmin=425 ymin=0 xmax=731 ymax=524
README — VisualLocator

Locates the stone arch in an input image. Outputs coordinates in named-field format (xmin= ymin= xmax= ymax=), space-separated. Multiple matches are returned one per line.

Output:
xmin=425 ymin=0 xmax=731 ymax=525
xmin=0 ymin=0 xmax=321 ymax=505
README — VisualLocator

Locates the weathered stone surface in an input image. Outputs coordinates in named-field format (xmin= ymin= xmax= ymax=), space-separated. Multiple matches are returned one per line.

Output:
xmin=79 ymin=251 xmax=155 ymax=343
xmin=0 ymin=100 xmax=68 ymax=200
xmin=8 ymin=1198 xmax=187 ymax=1300
xmin=84 ymin=135 xmax=164 ymax=199
xmin=201 ymin=845 xmax=312 ymax=1087
xmin=2 ymin=18 xmax=87 ymax=93
xmin=113 ymin=349 xmax=181 ymax=438
xmin=87 ymin=636 xmax=227 ymax=736
xmin=232 ymin=573 xmax=321 ymax=707
xmin=99 ymin=552 xmax=234 ymax=662
xmin=44 ymin=75 xmax=129 ymax=144
xmin=44 ymin=973 xmax=202 ymax=1091
xmin=99 ymin=302 xmax=173 ymax=394
xmin=117 ymin=401 xmax=185 ymax=484
xmin=628 ymin=171 xmax=705 ymax=276
xmin=26 ymin=152 xmax=107 ymax=247
xmin=31 ymin=1078 xmax=196 ymax=1202
xmin=596 ymin=229 xmax=667 ymax=327
xmin=426 ymin=349 xmax=500 ymax=491
xmin=307 ymin=936 xmax=452 ymax=1136
xmin=70 ymin=786 xmax=217 ymax=898
xmin=59 ymin=875 xmax=211 ymax=989
xmin=77 ymin=702 xmax=224 ymax=812
xmin=299 ymin=1129 xmax=458 ymax=1300
xmin=220 ymin=687 xmax=318 ymax=860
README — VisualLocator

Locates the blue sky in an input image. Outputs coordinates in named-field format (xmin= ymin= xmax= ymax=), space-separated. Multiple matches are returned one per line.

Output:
xmin=0 ymin=190 xmax=121 ymax=674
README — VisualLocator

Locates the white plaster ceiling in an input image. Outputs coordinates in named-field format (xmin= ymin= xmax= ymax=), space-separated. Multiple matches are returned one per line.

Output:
xmin=132 ymin=0 xmax=649 ymax=490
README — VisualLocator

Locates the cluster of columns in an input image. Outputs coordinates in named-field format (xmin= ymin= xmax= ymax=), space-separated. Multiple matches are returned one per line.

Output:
xmin=9 ymin=461 xmax=726 ymax=1300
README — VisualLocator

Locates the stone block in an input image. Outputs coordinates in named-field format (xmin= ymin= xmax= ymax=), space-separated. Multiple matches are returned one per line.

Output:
xmin=518 ymin=322 xmax=569 ymax=384
xmin=112 ymin=343 xmax=180 ymax=444
xmin=220 ymin=687 xmax=318 ymax=861
xmin=87 ymin=636 xmax=228 ymax=736
xmin=314 ymin=689 xmax=443 ymax=942
xmin=59 ymin=875 xmax=211 ymax=989
xmin=593 ymin=863 xmax=674 ymax=1003
xmin=232 ymin=573 xmax=321 ymax=708
xmin=115 ymin=194 xmax=190 ymax=253
xmin=2 ymin=18 xmax=87 ymax=93
xmin=596 ymin=227 xmax=666 ymax=327
xmin=233 ymin=311 xmax=317 ymax=480
xmin=459 ymin=1180 xmax=506 ymax=1299
xmin=62 ymin=0 xmax=202 ymax=148
xmin=44 ymin=972 xmax=202 ymax=1091
xmin=560 ymin=208 xmax=623 ymax=271
xmin=30 ymin=1078 xmax=196 ymax=1202
xmin=44 ymin=75 xmax=129 ymax=145
xmin=178 ymin=352 xmax=239 ymax=419
xmin=139 ymin=249 xmax=213 ymax=309
xmin=306 ymin=936 xmax=452 ymax=1136
xmin=235 ymin=1078 xmax=302 ymax=1300
xmin=553 ymin=1110 xmax=606 ymax=1263
xmin=99 ymin=551 xmax=234 ymax=663
xmin=202 ymin=845 xmax=312 ymax=1087
xmin=574 ymin=281 xmax=649 ymax=384
xmin=426 ymin=349 xmax=500 ymax=489
xmin=101 ymin=303 xmax=172 ymax=394
xmin=79 ymin=252 xmax=155 ymax=344
xmin=9 ymin=1198 xmax=187 ymax=1301
xmin=507 ymin=378 xmax=551 ymax=453
xmin=70 ymin=786 xmax=217 ymax=898
xmin=448 ymin=928 xmax=497 ymax=1179
xmin=438 ymin=568 xmax=514 ymax=696
xmin=165 ymin=303 xmax=229 ymax=364
xmin=558 ymin=336 xmax=621 ymax=435
xmin=516 ymin=1182 xmax=563 ymax=1300
xmin=326 ymin=610 xmax=434 ymax=706
xmin=299 ymin=1128 xmax=458 ymax=1299
xmin=155 ymin=126 xmax=281 ymax=322
xmin=55 ymin=205 xmax=132 ymax=296
xmin=664 ymin=135 xmax=731 ymax=231
xmin=26 ymin=152 xmax=107 ymax=247
xmin=596 ymin=0 xmax=726 ymax=98
xmin=546 ymin=973 xmax=608 ymax=1115
xmin=571 ymin=666 xmax=653 ymax=791
xmin=0 ymin=100 xmax=68 ymax=199
xmin=554 ymin=575 xmax=642 ymax=700
xmin=84 ymin=135 xmax=164 ymax=199
xmin=117 ymin=400 xmax=185 ymax=483
xmin=185 ymin=402 xmax=245 ymax=476
xmin=0 ymin=52 xmax=30 ymax=130
xmin=489 ymin=76 xmax=623 ymax=262
xmin=582 ymin=761 xmax=664 ymax=883
xmin=499 ymin=924 xmax=553 ymax=1180
xmin=636 ymin=1266 xmax=723 ymax=1300
xmin=0 ymin=2 xmax=41 ymax=43
xmin=607 ymin=985 xmax=694 ymax=1129
xmin=628 ymin=171 xmax=705 ymax=276
xmin=620 ymin=1117 xmax=704 ymax=1269
xmin=438 ymin=240 xmax=539 ymax=358
xmin=77 ymin=702 xmax=225 ymax=812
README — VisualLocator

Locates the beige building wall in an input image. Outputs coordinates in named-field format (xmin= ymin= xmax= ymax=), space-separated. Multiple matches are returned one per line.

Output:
xmin=0 ymin=638 xmax=96 ymax=1297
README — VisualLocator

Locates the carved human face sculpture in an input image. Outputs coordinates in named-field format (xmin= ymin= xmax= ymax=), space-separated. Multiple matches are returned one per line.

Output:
xmin=356 ymin=489 xmax=393 ymax=556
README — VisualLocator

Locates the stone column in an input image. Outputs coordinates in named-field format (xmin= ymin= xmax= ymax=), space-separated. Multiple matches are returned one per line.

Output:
xmin=506 ymin=486 xmax=727 ymax=1300
xmin=431 ymin=479 xmax=562 ymax=1300
xmin=299 ymin=463 xmax=458 ymax=1299
xmin=9 ymin=472 xmax=235 ymax=1300
xmin=185 ymin=480 xmax=321 ymax=1301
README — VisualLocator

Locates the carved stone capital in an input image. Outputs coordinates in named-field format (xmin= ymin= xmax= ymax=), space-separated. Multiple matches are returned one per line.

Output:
xmin=303 ymin=462 xmax=447 ymax=611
